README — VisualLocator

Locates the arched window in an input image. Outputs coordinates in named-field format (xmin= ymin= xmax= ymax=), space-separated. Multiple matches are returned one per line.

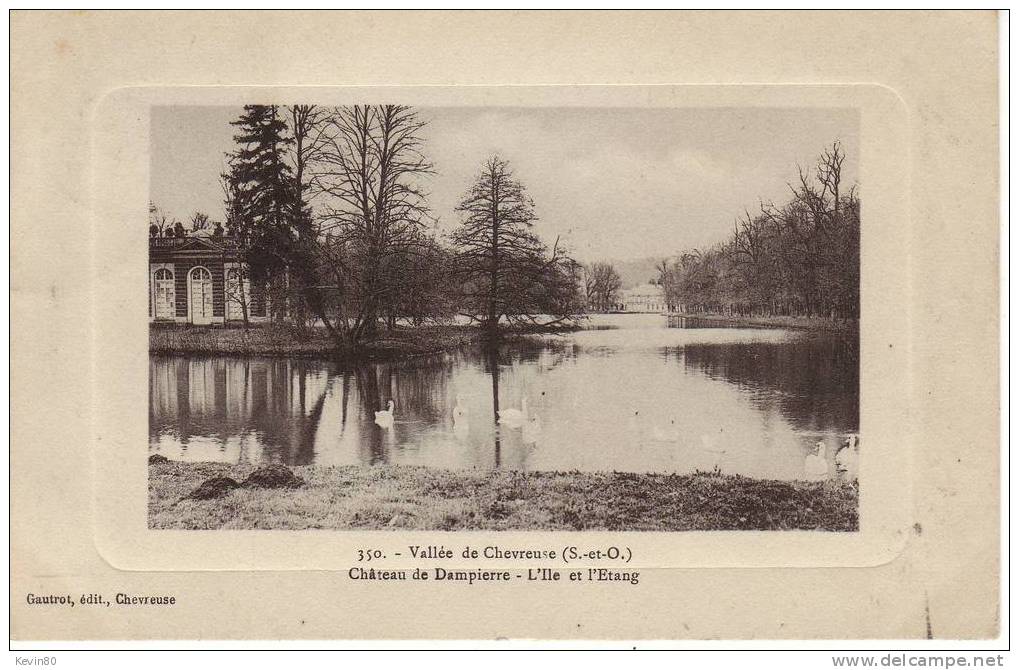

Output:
xmin=188 ymin=266 xmax=213 ymax=324
xmin=152 ymin=268 xmax=175 ymax=319
xmin=225 ymin=268 xmax=250 ymax=321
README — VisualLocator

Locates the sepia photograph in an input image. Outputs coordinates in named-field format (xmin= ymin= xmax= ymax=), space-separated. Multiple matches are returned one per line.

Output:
xmin=11 ymin=8 xmax=1003 ymax=651
xmin=146 ymin=104 xmax=861 ymax=532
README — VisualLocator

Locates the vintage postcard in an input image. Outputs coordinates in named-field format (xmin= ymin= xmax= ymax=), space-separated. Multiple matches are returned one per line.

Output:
xmin=10 ymin=11 xmax=1001 ymax=645
xmin=90 ymin=84 xmax=910 ymax=576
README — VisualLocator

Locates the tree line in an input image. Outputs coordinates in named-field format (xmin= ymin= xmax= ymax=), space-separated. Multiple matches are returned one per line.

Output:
xmin=192 ymin=104 xmax=583 ymax=348
xmin=658 ymin=142 xmax=860 ymax=320
xmin=583 ymin=262 xmax=623 ymax=312
xmin=153 ymin=107 xmax=860 ymax=341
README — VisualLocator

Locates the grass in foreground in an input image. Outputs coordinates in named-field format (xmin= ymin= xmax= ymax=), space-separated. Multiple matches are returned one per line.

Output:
xmin=149 ymin=462 xmax=858 ymax=532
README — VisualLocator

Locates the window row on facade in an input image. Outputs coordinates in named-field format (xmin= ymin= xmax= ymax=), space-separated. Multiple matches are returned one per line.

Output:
xmin=149 ymin=236 xmax=269 ymax=324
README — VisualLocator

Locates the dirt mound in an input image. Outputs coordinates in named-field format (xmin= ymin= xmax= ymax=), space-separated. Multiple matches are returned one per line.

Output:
xmin=148 ymin=454 xmax=170 ymax=465
xmin=243 ymin=464 xmax=304 ymax=489
xmin=184 ymin=476 xmax=241 ymax=500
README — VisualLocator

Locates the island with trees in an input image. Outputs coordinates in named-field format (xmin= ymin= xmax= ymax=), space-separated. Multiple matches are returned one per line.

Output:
xmin=151 ymin=105 xmax=857 ymax=358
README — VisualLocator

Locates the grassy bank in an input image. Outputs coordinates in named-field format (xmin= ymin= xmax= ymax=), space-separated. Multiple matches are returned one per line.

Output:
xmin=672 ymin=312 xmax=858 ymax=333
xmin=149 ymin=323 xmax=484 ymax=360
xmin=150 ymin=315 xmax=852 ymax=360
xmin=149 ymin=322 xmax=580 ymax=360
xmin=148 ymin=461 xmax=858 ymax=532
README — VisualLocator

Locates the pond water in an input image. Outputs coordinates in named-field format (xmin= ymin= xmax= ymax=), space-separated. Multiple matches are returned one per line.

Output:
xmin=149 ymin=314 xmax=859 ymax=480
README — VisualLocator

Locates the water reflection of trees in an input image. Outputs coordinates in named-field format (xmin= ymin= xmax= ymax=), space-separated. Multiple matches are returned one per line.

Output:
xmin=678 ymin=334 xmax=859 ymax=433
xmin=483 ymin=345 xmax=502 ymax=467
xmin=150 ymin=357 xmax=334 ymax=464
xmin=150 ymin=330 xmax=856 ymax=470
xmin=150 ymin=353 xmax=459 ymax=466
xmin=349 ymin=357 xmax=453 ymax=464
xmin=481 ymin=341 xmax=566 ymax=470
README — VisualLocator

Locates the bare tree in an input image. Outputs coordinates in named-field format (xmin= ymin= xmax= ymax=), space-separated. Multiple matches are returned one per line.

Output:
xmin=286 ymin=105 xmax=330 ymax=220
xmin=148 ymin=202 xmax=170 ymax=237
xmin=584 ymin=262 xmax=622 ymax=312
xmin=284 ymin=105 xmax=330 ymax=328
xmin=312 ymin=105 xmax=434 ymax=348
xmin=451 ymin=155 xmax=580 ymax=332
xmin=223 ymin=265 xmax=252 ymax=328
xmin=189 ymin=211 xmax=210 ymax=234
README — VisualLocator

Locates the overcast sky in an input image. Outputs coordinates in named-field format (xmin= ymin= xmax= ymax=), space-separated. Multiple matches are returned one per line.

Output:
xmin=151 ymin=105 xmax=858 ymax=263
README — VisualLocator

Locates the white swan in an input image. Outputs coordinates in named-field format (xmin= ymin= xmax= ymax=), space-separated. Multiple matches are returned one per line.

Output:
xmin=835 ymin=435 xmax=859 ymax=476
xmin=804 ymin=440 xmax=829 ymax=480
xmin=452 ymin=395 xmax=469 ymax=440
xmin=498 ymin=397 xmax=528 ymax=427
xmin=374 ymin=400 xmax=395 ymax=429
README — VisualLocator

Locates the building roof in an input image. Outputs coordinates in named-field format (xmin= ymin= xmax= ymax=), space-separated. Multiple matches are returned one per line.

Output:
xmin=149 ymin=235 xmax=238 ymax=252
xmin=622 ymin=283 xmax=665 ymax=297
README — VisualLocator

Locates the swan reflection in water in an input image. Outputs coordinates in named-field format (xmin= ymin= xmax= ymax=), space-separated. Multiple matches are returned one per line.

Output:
xmin=149 ymin=315 xmax=858 ymax=480
xmin=804 ymin=440 xmax=829 ymax=480
xmin=452 ymin=394 xmax=470 ymax=442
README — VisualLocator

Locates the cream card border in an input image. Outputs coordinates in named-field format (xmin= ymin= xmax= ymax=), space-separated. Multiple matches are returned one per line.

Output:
xmin=91 ymin=84 xmax=909 ymax=572
xmin=12 ymin=10 xmax=997 ymax=640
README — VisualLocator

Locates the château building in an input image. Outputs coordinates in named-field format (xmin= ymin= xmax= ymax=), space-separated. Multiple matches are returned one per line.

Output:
xmin=148 ymin=235 xmax=268 ymax=324
xmin=620 ymin=283 xmax=669 ymax=313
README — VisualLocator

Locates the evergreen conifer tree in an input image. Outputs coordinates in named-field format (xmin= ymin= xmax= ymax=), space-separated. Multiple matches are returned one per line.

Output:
xmin=223 ymin=105 xmax=295 ymax=281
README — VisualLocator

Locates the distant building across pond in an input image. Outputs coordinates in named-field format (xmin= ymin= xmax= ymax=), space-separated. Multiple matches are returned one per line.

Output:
xmin=620 ymin=283 xmax=670 ymax=313
xmin=149 ymin=236 xmax=269 ymax=324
